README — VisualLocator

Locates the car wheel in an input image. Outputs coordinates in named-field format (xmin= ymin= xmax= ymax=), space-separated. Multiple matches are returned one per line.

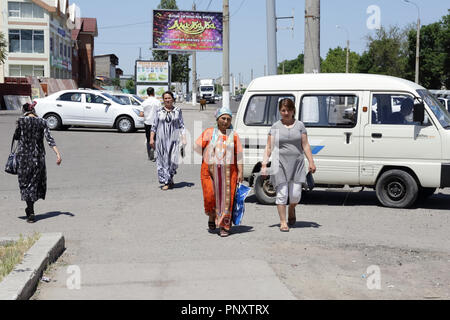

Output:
xmin=376 ymin=170 xmax=418 ymax=208
xmin=116 ymin=116 xmax=135 ymax=133
xmin=44 ymin=114 xmax=62 ymax=130
xmin=254 ymin=175 xmax=276 ymax=205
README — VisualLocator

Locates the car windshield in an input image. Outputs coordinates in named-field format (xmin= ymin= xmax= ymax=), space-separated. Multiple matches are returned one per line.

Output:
xmin=417 ymin=89 xmax=450 ymax=129
xmin=133 ymin=95 xmax=144 ymax=103
xmin=103 ymin=92 xmax=125 ymax=105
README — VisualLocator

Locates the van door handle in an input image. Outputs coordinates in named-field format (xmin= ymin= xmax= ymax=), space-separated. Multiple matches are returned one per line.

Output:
xmin=345 ymin=132 xmax=352 ymax=144
xmin=372 ymin=133 xmax=382 ymax=139
xmin=86 ymin=106 xmax=92 ymax=109
xmin=56 ymin=104 xmax=62 ymax=107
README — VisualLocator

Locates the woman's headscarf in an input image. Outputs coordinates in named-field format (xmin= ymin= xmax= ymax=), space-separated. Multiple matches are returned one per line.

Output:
xmin=215 ymin=107 xmax=233 ymax=120
xmin=209 ymin=107 xmax=235 ymax=162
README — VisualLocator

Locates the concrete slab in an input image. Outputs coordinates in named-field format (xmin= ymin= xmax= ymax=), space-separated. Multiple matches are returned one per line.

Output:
xmin=0 ymin=233 xmax=65 ymax=300
xmin=37 ymin=259 xmax=296 ymax=300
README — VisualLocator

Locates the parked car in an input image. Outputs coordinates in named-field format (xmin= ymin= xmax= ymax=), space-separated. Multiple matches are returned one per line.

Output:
xmin=112 ymin=93 xmax=144 ymax=106
xmin=34 ymin=89 xmax=144 ymax=133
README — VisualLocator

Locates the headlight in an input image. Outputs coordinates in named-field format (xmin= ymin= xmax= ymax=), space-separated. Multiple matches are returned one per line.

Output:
xmin=133 ymin=108 xmax=143 ymax=117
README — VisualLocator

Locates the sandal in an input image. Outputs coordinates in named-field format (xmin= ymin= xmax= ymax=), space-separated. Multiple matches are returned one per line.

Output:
xmin=208 ymin=220 xmax=216 ymax=231
xmin=288 ymin=209 xmax=296 ymax=227
xmin=162 ymin=184 xmax=170 ymax=191
xmin=220 ymin=228 xmax=230 ymax=237
xmin=280 ymin=225 xmax=290 ymax=232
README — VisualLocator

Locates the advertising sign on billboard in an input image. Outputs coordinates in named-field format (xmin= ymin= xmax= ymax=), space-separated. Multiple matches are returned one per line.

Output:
xmin=136 ymin=84 xmax=169 ymax=100
xmin=136 ymin=61 xmax=169 ymax=83
xmin=153 ymin=9 xmax=223 ymax=52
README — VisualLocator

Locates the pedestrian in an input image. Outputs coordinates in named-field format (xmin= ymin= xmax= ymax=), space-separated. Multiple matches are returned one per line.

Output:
xmin=195 ymin=107 xmax=244 ymax=237
xmin=142 ymin=87 xmax=161 ymax=161
xmin=150 ymin=91 xmax=186 ymax=190
xmin=13 ymin=103 xmax=62 ymax=223
xmin=261 ymin=98 xmax=316 ymax=232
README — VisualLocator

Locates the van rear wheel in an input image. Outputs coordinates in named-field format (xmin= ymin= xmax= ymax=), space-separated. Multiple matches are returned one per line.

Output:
xmin=254 ymin=175 xmax=276 ymax=205
xmin=376 ymin=170 xmax=418 ymax=208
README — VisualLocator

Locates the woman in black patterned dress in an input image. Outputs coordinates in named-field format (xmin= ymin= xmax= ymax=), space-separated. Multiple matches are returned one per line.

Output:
xmin=13 ymin=103 xmax=62 ymax=223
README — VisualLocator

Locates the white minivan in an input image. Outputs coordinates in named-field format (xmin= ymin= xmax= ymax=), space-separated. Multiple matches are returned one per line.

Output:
xmin=34 ymin=89 xmax=144 ymax=133
xmin=235 ymin=73 xmax=450 ymax=208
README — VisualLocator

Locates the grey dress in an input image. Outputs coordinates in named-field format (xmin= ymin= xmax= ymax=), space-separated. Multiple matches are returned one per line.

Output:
xmin=269 ymin=120 xmax=307 ymax=188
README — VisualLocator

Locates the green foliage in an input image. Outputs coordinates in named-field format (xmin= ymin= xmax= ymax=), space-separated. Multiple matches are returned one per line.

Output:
xmin=357 ymin=26 xmax=409 ymax=78
xmin=322 ymin=46 xmax=360 ymax=73
xmin=0 ymin=32 xmax=7 ymax=64
xmin=111 ymin=78 xmax=121 ymax=88
xmin=406 ymin=11 xmax=449 ymax=88
xmin=125 ymin=79 xmax=135 ymax=92
xmin=278 ymin=54 xmax=304 ymax=74
xmin=157 ymin=0 xmax=178 ymax=9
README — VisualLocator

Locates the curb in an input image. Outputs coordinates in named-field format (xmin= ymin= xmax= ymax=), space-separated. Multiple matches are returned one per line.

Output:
xmin=0 ymin=233 xmax=65 ymax=300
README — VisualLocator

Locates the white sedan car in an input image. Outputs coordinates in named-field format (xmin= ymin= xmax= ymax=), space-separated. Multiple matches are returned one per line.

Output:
xmin=34 ymin=89 xmax=144 ymax=133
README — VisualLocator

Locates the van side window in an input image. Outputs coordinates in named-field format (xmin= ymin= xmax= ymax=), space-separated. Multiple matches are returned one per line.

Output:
xmin=300 ymin=95 xmax=358 ymax=128
xmin=371 ymin=94 xmax=431 ymax=125
xmin=244 ymin=95 xmax=295 ymax=126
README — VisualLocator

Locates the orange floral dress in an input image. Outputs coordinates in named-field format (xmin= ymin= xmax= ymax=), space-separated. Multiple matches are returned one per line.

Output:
xmin=196 ymin=127 xmax=243 ymax=231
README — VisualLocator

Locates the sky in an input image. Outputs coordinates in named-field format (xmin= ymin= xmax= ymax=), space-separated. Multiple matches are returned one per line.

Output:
xmin=73 ymin=0 xmax=449 ymax=86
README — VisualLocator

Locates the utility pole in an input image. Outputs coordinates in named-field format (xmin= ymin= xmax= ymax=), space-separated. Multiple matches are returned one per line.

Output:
xmin=266 ymin=0 xmax=277 ymax=75
xmin=304 ymin=0 xmax=320 ymax=73
xmin=251 ymin=68 xmax=254 ymax=81
xmin=336 ymin=25 xmax=350 ymax=73
xmin=404 ymin=0 xmax=421 ymax=84
xmin=192 ymin=3 xmax=197 ymax=105
xmin=222 ymin=0 xmax=230 ymax=108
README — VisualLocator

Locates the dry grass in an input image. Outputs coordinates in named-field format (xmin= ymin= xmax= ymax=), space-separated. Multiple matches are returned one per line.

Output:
xmin=0 ymin=233 xmax=41 ymax=283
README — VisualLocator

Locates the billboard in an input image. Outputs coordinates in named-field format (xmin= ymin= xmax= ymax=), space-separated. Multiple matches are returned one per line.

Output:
xmin=153 ymin=9 xmax=223 ymax=52
xmin=136 ymin=61 xmax=169 ymax=83
xmin=136 ymin=84 xmax=168 ymax=100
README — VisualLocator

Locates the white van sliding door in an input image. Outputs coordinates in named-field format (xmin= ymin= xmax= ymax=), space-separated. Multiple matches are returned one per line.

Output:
xmin=300 ymin=92 xmax=362 ymax=185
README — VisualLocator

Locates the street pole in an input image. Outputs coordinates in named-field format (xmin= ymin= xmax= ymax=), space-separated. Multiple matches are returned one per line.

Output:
xmin=404 ymin=0 xmax=420 ymax=84
xmin=304 ymin=0 xmax=320 ymax=73
xmin=336 ymin=25 xmax=350 ymax=73
xmin=192 ymin=3 xmax=197 ymax=105
xmin=222 ymin=0 xmax=230 ymax=108
xmin=266 ymin=0 xmax=277 ymax=75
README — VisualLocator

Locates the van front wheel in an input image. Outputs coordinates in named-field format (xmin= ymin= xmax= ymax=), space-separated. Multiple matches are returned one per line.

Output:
xmin=254 ymin=175 xmax=276 ymax=205
xmin=376 ymin=170 xmax=418 ymax=208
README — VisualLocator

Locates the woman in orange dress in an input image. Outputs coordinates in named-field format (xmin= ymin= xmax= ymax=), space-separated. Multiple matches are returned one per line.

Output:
xmin=195 ymin=107 xmax=243 ymax=237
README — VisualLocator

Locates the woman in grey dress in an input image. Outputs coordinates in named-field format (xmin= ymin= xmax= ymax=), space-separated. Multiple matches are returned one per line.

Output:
xmin=13 ymin=103 xmax=62 ymax=223
xmin=261 ymin=98 xmax=316 ymax=232
xmin=150 ymin=91 xmax=186 ymax=190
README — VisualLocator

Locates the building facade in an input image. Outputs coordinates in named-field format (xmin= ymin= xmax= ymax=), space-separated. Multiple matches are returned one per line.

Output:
xmin=0 ymin=0 xmax=77 ymax=80
xmin=94 ymin=54 xmax=119 ymax=80
xmin=72 ymin=17 xmax=97 ymax=88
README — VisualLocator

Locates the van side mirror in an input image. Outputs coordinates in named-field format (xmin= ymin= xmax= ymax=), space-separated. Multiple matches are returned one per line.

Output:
xmin=104 ymin=101 xmax=111 ymax=107
xmin=413 ymin=102 xmax=425 ymax=123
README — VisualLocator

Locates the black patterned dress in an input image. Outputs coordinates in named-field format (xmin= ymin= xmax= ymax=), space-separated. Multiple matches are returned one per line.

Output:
xmin=13 ymin=116 xmax=57 ymax=202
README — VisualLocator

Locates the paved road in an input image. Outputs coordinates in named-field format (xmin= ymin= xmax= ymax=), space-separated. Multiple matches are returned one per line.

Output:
xmin=0 ymin=106 xmax=449 ymax=300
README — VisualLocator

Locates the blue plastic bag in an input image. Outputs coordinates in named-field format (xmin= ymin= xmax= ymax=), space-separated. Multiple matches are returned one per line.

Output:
xmin=232 ymin=183 xmax=252 ymax=226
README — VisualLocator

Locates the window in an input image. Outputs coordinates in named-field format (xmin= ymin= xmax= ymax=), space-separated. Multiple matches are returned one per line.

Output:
xmin=8 ymin=2 xmax=45 ymax=19
xmin=300 ymin=94 xmax=358 ymax=128
xmin=372 ymin=94 xmax=414 ymax=125
xmin=115 ymin=96 xmax=130 ymax=105
xmin=244 ymin=95 xmax=295 ymax=126
xmin=50 ymin=37 xmax=53 ymax=52
xmin=58 ymin=92 xmax=82 ymax=102
xmin=60 ymin=43 xmax=63 ymax=56
xmin=86 ymin=94 xmax=107 ymax=104
xmin=9 ymin=65 xmax=45 ymax=77
xmin=8 ymin=29 xmax=44 ymax=53
xmin=8 ymin=2 xmax=20 ymax=17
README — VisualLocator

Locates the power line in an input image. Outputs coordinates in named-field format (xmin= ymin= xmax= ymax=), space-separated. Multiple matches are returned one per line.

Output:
xmin=231 ymin=0 xmax=246 ymax=17
xmin=206 ymin=0 xmax=213 ymax=10
xmin=98 ymin=21 xmax=151 ymax=30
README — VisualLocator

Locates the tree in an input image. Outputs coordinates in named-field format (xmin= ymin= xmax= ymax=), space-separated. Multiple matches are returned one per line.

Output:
xmin=321 ymin=46 xmax=360 ymax=73
xmin=153 ymin=0 xmax=191 ymax=84
xmin=0 ymin=32 xmax=7 ymax=64
xmin=406 ymin=11 xmax=449 ymax=88
xmin=125 ymin=79 xmax=135 ymax=93
xmin=357 ymin=26 xmax=409 ymax=78
xmin=278 ymin=54 xmax=304 ymax=74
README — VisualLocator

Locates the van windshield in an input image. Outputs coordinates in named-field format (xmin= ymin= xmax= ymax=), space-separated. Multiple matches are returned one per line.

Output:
xmin=200 ymin=86 xmax=214 ymax=92
xmin=417 ymin=89 xmax=450 ymax=129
